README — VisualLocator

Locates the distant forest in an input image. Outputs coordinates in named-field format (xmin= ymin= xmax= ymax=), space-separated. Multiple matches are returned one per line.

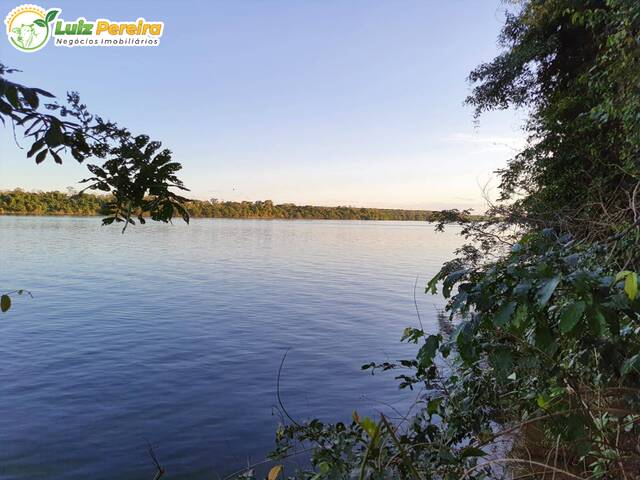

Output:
xmin=0 ymin=189 xmax=441 ymax=221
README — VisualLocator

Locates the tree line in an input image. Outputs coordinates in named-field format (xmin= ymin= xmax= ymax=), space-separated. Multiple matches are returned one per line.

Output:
xmin=0 ymin=189 xmax=442 ymax=221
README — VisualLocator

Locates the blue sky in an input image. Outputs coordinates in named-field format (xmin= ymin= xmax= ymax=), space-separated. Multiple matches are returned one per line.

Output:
xmin=1 ymin=0 xmax=525 ymax=211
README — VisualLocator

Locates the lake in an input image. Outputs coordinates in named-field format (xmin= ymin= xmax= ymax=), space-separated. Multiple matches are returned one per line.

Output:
xmin=0 ymin=216 xmax=461 ymax=479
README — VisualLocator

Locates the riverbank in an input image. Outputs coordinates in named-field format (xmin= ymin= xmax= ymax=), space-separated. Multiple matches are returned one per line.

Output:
xmin=0 ymin=189 xmax=457 ymax=221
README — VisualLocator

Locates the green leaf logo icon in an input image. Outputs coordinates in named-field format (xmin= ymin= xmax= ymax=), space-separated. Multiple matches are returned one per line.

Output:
xmin=45 ymin=10 xmax=59 ymax=23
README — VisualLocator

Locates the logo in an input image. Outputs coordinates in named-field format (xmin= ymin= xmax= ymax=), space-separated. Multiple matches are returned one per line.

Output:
xmin=5 ymin=4 xmax=58 ymax=52
xmin=5 ymin=4 xmax=163 ymax=52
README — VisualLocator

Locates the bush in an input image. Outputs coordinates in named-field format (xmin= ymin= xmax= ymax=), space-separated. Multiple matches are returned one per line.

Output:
xmin=261 ymin=232 xmax=640 ymax=479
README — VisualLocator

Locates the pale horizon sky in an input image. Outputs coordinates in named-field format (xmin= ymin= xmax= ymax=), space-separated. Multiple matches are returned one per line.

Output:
xmin=0 ymin=0 xmax=525 ymax=212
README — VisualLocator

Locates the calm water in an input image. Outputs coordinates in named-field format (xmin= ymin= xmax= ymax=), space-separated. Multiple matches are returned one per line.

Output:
xmin=0 ymin=217 xmax=460 ymax=479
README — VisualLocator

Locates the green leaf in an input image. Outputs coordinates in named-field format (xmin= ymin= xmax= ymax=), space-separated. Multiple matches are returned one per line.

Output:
xmin=442 ymin=269 xmax=467 ymax=298
xmin=454 ymin=321 xmax=477 ymax=363
xmin=460 ymin=446 xmax=487 ymax=458
xmin=588 ymin=308 xmax=609 ymax=337
xmin=34 ymin=19 xmax=46 ymax=27
xmin=621 ymin=354 xmax=640 ymax=376
xmin=20 ymin=88 xmax=38 ymax=108
xmin=558 ymin=301 xmax=586 ymax=333
xmin=535 ymin=324 xmax=557 ymax=355
xmin=45 ymin=10 xmax=59 ymax=23
xmin=489 ymin=349 xmax=513 ymax=376
xmin=624 ymin=273 xmax=637 ymax=300
xmin=50 ymin=149 xmax=63 ymax=164
xmin=514 ymin=280 xmax=532 ymax=297
xmin=360 ymin=417 xmax=378 ymax=438
xmin=417 ymin=334 xmax=440 ymax=367
xmin=401 ymin=327 xmax=423 ymax=343
xmin=536 ymin=392 xmax=554 ymax=409
xmin=5 ymin=86 xmax=20 ymax=109
xmin=1 ymin=294 xmax=11 ymax=312
xmin=513 ymin=304 xmax=528 ymax=328
xmin=427 ymin=398 xmax=442 ymax=416
xmin=536 ymin=387 xmax=564 ymax=409
xmin=536 ymin=276 xmax=561 ymax=306
xmin=449 ymin=290 xmax=468 ymax=314
xmin=615 ymin=270 xmax=633 ymax=283
xmin=32 ymin=87 xmax=55 ymax=98
xmin=493 ymin=301 xmax=517 ymax=327
xmin=35 ymin=149 xmax=47 ymax=164
xmin=27 ymin=139 xmax=45 ymax=158
xmin=601 ymin=307 xmax=619 ymax=336
xmin=425 ymin=273 xmax=441 ymax=295
xmin=44 ymin=124 xmax=64 ymax=147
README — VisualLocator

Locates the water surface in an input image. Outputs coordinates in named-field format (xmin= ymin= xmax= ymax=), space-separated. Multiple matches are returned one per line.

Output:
xmin=0 ymin=217 xmax=460 ymax=479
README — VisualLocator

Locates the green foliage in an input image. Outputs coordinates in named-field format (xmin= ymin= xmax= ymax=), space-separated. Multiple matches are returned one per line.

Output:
xmin=261 ymin=233 xmax=640 ymax=480
xmin=0 ymin=62 xmax=189 ymax=231
xmin=464 ymin=0 xmax=640 ymax=244
xmin=0 ymin=189 xmax=106 ymax=216
xmin=0 ymin=190 xmax=444 ymax=221
xmin=187 ymin=199 xmax=446 ymax=221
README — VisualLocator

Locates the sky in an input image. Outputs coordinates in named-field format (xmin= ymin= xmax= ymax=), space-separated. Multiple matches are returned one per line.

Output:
xmin=0 ymin=0 xmax=526 ymax=211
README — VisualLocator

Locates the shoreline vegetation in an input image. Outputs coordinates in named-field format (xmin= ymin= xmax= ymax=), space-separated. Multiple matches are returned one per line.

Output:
xmin=0 ymin=189 xmax=463 ymax=221
xmin=3 ymin=0 xmax=640 ymax=478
